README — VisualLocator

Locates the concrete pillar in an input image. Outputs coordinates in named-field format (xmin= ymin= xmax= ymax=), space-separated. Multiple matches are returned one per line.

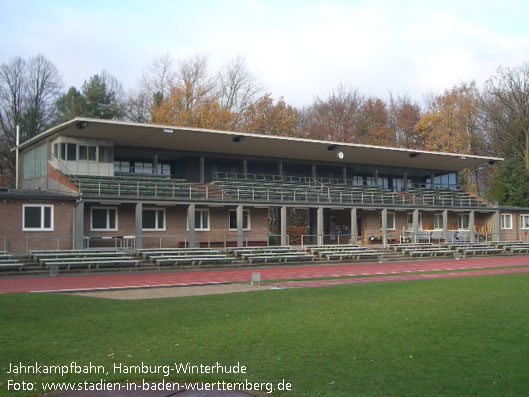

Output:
xmin=135 ymin=202 xmax=143 ymax=249
xmin=491 ymin=211 xmax=500 ymax=241
xmin=278 ymin=162 xmax=283 ymax=179
xmin=308 ymin=208 xmax=317 ymax=245
xmin=381 ymin=208 xmax=388 ymax=248
xmin=242 ymin=159 xmax=248 ymax=178
xmin=153 ymin=153 xmax=159 ymax=175
xmin=317 ymin=207 xmax=324 ymax=245
xmin=199 ymin=156 xmax=205 ymax=183
xmin=442 ymin=210 xmax=448 ymax=242
xmin=236 ymin=204 xmax=244 ymax=247
xmin=412 ymin=209 xmax=419 ymax=243
xmin=311 ymin=163 xmax=317 ymax=180
xmin=431 ymin=171 xmax=435 ymax=188
xmin=469 ymin=211 xmax=475 ymax=242
xmin=187 ymin=204 xmax=196 ymax=248
xmin=351 ymin=207 xmax=358 ymax=244
xmin=403 ymin=171 xmax=408 ymax=191
xmin=280 ymin=206 xmax=287 ymax=245
xmin=73 ymin=200 xmax=84 ymax=249
xmin=342 ymin=166 xmax=347 ymax=182
xmin=374 ymin=170 xmax=379 ymax=186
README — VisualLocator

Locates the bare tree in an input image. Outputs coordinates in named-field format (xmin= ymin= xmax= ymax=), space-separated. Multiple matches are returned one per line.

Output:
xmin=482 ymin=63 xmax=529 ymax=169
xmin=217 ymin=56 xmax=262 ymax=127
xmin=0 ymin=55 xmax=62 ymax=186
xmin=300 ymin=84 xmax=364 ymax=142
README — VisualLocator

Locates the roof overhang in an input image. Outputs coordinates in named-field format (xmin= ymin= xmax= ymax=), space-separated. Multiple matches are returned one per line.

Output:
xmin=17 ymin=118 xmax=503 ymax=172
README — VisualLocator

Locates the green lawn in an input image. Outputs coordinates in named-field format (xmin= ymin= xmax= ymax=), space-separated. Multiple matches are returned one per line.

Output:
xmin=1 ymin=273 xmax=529 ymax=396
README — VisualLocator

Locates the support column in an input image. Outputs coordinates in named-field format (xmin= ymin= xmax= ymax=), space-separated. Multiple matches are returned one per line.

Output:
xmin=135 ymin=202 xmax=143 ymax=249
xmin=351 ymin=207 xmax=358 ymax=244
xmin=153 ymin=153 xmax=159 ymax=175
xmin=311 ymin=163 xmax=317 ymax=180
xmin=442 ymin=210 xmax=448 ymax=242
xmin=491 ymin=210 xmax=500 ymax=241
xmin=280 ymin=206 xmax=287 ymax=246
xmin=73 ymin=201 xmax=84 ymax=249
xmin=242 ymin=159 xmax=248 ymax=178
xmin=187 ymin=204 xmax=196 ymax=248
xmin=317 ymin=207 xmax=324 ymax=245
xmin=308 ymin=208 xmax=317 ymax=245
xmin=469 ymin=210 xmax=475 ymax=242
xmin=199 ymin=156 xmax=205 ymax=183
xmin=374 ymin=170 xmax=379 ymax=186
xmin=236 ymin=205 xmax=244 ymax=247
xmin=430 ymin=171 xmax=435 ymax=188
xmin=278 ymin=162 xmax=283 ymax=179
xmin=381 ymin=208 xmax=388 ymax=248
xmin=412 ymin=209 xmax=419 ymax=243
xmin=403 ymin=171 xmax=408 ymax=191
xmin=342 ymin=166 xmax=347 ymax=182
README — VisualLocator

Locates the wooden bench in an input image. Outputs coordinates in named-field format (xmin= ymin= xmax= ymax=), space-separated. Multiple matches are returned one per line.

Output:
xmin=43 ymin=257 xmax=139 ymax=270
xmin=158 ymin=256 xmax=235 ymax=266
xmin=143 ymin=250 xmax=219 ymax=260
xmin=0 ymin=262 xmax=25 ymax=271
xmin=324 ymin=252 xmax=382 ymax=261
xmin=154 ymin=254 xmax=228 ymax=265
xmin=460 ymin=248 xmax=503 ymax=256
xmin=407 ymin=249 xmax=454 ymax=257
xmin=247 ymin=254 xmax=315 ymax=264
xmin=506 ymin=246 xmax=529 ymax=254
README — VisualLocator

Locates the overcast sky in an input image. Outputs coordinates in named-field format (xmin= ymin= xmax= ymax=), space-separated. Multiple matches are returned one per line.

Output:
xmin=1 ymin=0 xmax=528 ymax=107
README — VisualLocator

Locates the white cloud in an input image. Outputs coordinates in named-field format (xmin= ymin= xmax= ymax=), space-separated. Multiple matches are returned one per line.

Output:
xmin=1 ymin=0 xmax=528 ymax=107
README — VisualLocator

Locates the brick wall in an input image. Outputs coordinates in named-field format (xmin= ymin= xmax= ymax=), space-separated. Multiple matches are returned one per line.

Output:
xmin=0 ymin=199 xmax=74 ymax=253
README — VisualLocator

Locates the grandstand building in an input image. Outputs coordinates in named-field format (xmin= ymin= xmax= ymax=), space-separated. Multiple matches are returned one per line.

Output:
xmin=1 ymin=117 xmax=526 ymax=254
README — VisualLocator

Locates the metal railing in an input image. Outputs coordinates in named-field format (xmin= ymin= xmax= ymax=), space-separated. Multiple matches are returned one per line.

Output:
xmin=300 ymin=234 xmax=354 ymax=248
xmin=25 ymin=235 xmax=74 ymax=253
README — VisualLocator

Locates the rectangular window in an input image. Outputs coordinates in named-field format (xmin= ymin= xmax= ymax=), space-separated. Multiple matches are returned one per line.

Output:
xmin=22 ymin=204 xmax=53 ymax=231
xmin=67 ymin=143 xmax=77 ymax=161
xmin=501 ymin=214 xmax=512 ymax=230
xmin=458 ymin=214 xmax=470 ymax=230
xmin=142 ymin=208 xmax=165 ymax=231
xmin=157 ymin=163 xmax=171 ymax=175
xmin=407 ymin=213 xmax=423 ymax=230
xmin=98 ymin=146 xmax=113 ymax=163
xmin=79 ymin=145 xmax=88 ymax=160
xmin=381 ymin=212 xmax=395 ymax=230
xmin=134 ymin=162 xmax=153 ymax=174
xmin=434 ymin=214 xmax=443 ymax=230
xmin=53 ymin=143 xmax=59 ymax=158
xmin=60 ymin=143 xmax=66 ymax=160
xmin=229 ymin=209 xmax=250 ymax=230
xmin=190 ymin=209 xmax=209 ymax=231
xmin=90 ymin=207 xmax=118 ymax=231
xmin=88 ymin=146 xmax=97 ymax=161
xmin=114 ymin=161 xmax=131 ymax=173
xmin=520 ymin=215 xmax=529 ymax=230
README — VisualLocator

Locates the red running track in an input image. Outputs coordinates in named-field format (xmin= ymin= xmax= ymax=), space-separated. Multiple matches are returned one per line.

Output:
xmin=1 ymin=256 xmax=529 ymax=294
xmin=270 ymin=267 xmax=529 ymax=288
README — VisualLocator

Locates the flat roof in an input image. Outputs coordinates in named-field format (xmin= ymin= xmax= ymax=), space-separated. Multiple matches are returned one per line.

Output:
xmin=18 ymin=118 xmax=503 ymax=172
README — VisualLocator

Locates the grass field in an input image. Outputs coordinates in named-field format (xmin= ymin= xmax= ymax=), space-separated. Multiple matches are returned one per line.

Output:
xmin=1 ymin=273 xmax=529 ymax=396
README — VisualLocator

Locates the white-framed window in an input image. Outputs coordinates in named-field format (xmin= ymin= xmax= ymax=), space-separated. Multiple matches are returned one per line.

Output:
xmin=229 ymin=209 xmax=250 ymax=231
xmin=433 ymin=213 xmax=443 ymax=230
xmin=80 ymin=145 xmax=97 ymax=161
xmin=501 ymin=214 xmax=513 ymax=230
xmin=458 ymin=214 xmax=470 ymax=230
xmin=90 ymin=207 xmax=118 ymax=231
xmin=142 ymin=208 xmax=165 ymax=231
xmin=22 ymin=204 xmax=53 ymax=231
xmin=188 ymin=209 xmax=209 ymax=231
xmin=381 ymin=212 xmax=396 ymax=230
xmin=407 ymin=213 xmax=423 ymax=230
xmin=520 ymin=215 xmax=529 ymax=230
